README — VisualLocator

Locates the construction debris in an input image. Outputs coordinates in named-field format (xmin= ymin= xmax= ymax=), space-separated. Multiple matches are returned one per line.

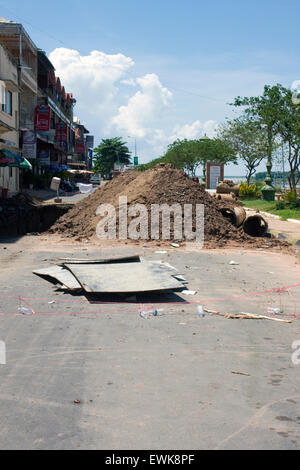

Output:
xmin=231 ymin=371 xmax=251 ymax=376
xmin=203 ymin=308 xmax=292 ymax=323
xmin=64 ymin=261 xmax=184 ymax=294
xmin=33 ymin=256 xmax=186 ymax=295
xmin=33 ymin=265 xmax=82 ymax=291
xmin=243 ymin=215 xmax=269 ymax=237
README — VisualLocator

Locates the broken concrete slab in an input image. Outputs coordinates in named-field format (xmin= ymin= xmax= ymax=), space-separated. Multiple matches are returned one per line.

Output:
xmin=33 ymin=265 xmax=81 ymax=291
xmin=57 ymin=255 xmax=141 ymax=264
xmin=64 ymin=261 xmax=184 ymax=294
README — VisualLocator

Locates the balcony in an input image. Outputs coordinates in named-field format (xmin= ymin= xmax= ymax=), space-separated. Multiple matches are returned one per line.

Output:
xmin=21 ymin=68 xmax=37 ymax=94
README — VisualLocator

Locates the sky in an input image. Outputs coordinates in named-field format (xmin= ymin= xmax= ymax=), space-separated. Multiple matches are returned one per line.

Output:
xmin=1 ymin=0 xmax=299 ymax=175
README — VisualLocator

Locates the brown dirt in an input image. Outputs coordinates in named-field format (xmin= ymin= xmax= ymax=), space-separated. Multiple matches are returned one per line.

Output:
xmin=48 ymin=164 xmax=289 ymax=249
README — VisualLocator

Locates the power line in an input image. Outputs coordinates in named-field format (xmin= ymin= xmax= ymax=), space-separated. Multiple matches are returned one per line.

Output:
xmin=0 ymin=2 xmax=66 ymax=46
xmin=122 ymin=69 xmax=231 ymax=105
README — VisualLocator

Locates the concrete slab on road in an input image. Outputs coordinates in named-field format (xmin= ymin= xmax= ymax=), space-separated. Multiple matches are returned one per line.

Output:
xmin=0 ymin=237 xmax=300 ymax=450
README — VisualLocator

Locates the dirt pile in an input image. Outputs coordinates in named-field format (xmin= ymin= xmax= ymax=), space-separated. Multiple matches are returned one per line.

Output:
xmin=50 ymin=164 xmax=266 ymax=247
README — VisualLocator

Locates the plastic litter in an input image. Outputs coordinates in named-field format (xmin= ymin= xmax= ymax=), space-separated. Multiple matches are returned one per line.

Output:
xmin=197 ymin=305 xmax=205 ymax=318
xmin=181 ymin=290 xmax=197 ymax=295
xmin=171 ymin=243 xmax=180 ymax=248
xmin=139 ymin=308 xmax=163 ymax=319
xmin=267 ymin=307 xmax=281 ymax=315
xmin=18 ymin=305 xmax=34 ymax=315
xmin=229 ymin=261 xmax=239 ymax=265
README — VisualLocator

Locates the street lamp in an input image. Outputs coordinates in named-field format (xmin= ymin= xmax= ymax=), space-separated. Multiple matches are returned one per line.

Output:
xmin=127 ymin=135 xmax=138 ymax=166
xmin=199 ymin=134 xmax=210 ymax=187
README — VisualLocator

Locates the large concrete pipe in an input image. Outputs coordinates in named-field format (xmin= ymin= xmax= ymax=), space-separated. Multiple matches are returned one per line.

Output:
xmin=243 ymin=215 xmax=268 ymax=237
xmin=220 ymin=206 xmax=246 ymax=227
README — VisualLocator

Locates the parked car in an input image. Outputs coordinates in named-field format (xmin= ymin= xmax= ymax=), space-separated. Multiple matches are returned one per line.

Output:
xmin=90 ymin=174 xmax=101 ymax=185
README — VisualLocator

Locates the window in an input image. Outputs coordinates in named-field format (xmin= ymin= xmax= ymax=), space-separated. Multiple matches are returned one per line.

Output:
xmin=9 ymin=167 xmax=12 ymax=178
xmin=1 ymin=86 xmax=6 ymax=113
xmin=7 ymin=91 xmax=12 ymax=116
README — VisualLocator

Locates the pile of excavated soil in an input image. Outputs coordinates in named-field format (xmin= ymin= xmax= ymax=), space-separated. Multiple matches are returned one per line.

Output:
xmin=49 ymin=164 xmax=286 ymax=248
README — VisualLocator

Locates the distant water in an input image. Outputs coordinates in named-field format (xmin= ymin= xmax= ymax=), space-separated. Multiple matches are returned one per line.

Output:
xmin=198 ymin=175 xmax=246 ymax=183
xmin=224 ymin=176 xmax=246 ymax=183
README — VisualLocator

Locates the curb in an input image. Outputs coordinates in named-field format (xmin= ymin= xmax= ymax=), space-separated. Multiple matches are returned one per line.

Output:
xmin=245 ymin=208 xmax=300 ymax=224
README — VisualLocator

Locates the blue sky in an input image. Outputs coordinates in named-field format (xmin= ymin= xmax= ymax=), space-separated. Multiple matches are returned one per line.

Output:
xmin=1 ymin=0 xmax=299 ymax=175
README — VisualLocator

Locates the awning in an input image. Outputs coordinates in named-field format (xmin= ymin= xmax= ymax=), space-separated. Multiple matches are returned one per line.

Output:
xmin=0 ymin=149 xmax=32 ymax=169
xmin=68 ymin=162 xmax=87 ymax=167
xmin=67 ymin=169 xmax=94 ymax=175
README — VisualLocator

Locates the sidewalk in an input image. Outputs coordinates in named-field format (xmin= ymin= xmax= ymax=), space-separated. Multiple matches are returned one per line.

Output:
xmin=24 ymin=188 xmax=95 ymax=205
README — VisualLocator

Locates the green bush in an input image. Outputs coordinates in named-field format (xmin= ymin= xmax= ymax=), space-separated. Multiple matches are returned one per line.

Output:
xmin=239 ymin=182 xmax=261 ymax=198
xmin=275 ymin=200 xmax=285 ymax=210
xmin=283 ymin=190 xmax=297 ymax=204
xmin=291 ymin=198 xmax=300 ymax=209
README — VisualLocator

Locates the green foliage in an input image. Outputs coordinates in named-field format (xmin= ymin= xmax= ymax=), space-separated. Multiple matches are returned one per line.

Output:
xmin=275 ymin=200 xmax=285 ymax=210
xmin=218 ymin=115 xmax=268 ymax=183
xmin=93 ymin=137 xmax=131 ymax=175
xmin=135 ymin=155 xmax=169 ymax=171
xmin=239 ymin=182 xmax=261 ymax=198
xmin=283 ymin=190 xmax=297 ymax=204
xmin=162 ymin=137 xmax=236 ymax=177
xmin=232 ymin=84 xmax=300 ymax=193
xmin=282 ymin=190 xmax=300 ymax=208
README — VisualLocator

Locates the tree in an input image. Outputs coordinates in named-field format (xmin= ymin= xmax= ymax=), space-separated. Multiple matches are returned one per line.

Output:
xmin=274 ymin=88 xmax=300 ymax=194
xmin=232 ymin=85 xmax=286 ymax=198
xmin=93 ymin=137 xmax=131 ymax=175
xmin=165 ymin=139 xmax=201 ymax=176
xmin=218 ymin=116 xmax=268 ymax=184
xmin=163 ymin=137 xmax=236 ymax=177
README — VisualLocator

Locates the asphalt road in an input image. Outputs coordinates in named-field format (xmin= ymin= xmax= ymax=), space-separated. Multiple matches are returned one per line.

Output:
xmin=0 ymin=236 xmax=300 ymax=449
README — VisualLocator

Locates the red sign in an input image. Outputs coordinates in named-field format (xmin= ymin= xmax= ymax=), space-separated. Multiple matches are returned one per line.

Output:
xmin=75 ymin=138 xmax=85 ymax=154
xmin=55 ymin=122 xmax=68 ymax=142
xmin=34 ymin=105 xmax=51 ymax=131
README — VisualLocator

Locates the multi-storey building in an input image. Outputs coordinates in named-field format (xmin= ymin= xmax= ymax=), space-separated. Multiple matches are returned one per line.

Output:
xmin=37 ymin=50 xmax=76 ymax=170
xmin=0 ymin=30 xmax=20 ymax=195
xmin=0 ymin=18 xmax=37 ymax=133
xmin=0 ymin=17 xmax=90 ymax=193
xmin=70 ymin=117 xmax=90 ymax=170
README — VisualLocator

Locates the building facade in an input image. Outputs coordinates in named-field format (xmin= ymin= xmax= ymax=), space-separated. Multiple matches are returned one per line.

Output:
xmin=0 ymin=35 xmax=20 ymax=194
xmin=0 ymin=17 xmax=91 ymax=195
xmin=37 ymin=50 xmax=76 ymax=171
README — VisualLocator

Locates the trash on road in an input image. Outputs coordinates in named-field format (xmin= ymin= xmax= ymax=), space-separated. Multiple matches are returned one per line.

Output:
xmin=203 ymin=308 xmax=292 ymax=323
xmin=18 ymin=305 xmax=34 ymax=315
xmin=231 ymin=371 xmax=251 ymax=376
xmin=197 ymin=305 xmax=205 ymax=317
xmin=229 ymin=261 xmax=239 ymax=265
xmin=139 ymin=308 xmax=163 ymax=319
xmin=181 ymin=290 xmax=197 ymax=296
xmin=267 ymin=307 xmax=281 ymax=315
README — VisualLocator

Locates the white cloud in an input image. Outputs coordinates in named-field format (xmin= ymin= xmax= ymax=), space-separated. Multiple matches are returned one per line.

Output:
xmin=120 ymin=78 xmax=137 ymax=86
xmin=48 ymin=47 xmax=280 ymax=173
xmin=169 ymin=120 xmax=218 ymax=142
xmin=111 ymin=73 xmax=173 ymax=138
xmin=49 ymin=48 xmax=134 ymax=132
